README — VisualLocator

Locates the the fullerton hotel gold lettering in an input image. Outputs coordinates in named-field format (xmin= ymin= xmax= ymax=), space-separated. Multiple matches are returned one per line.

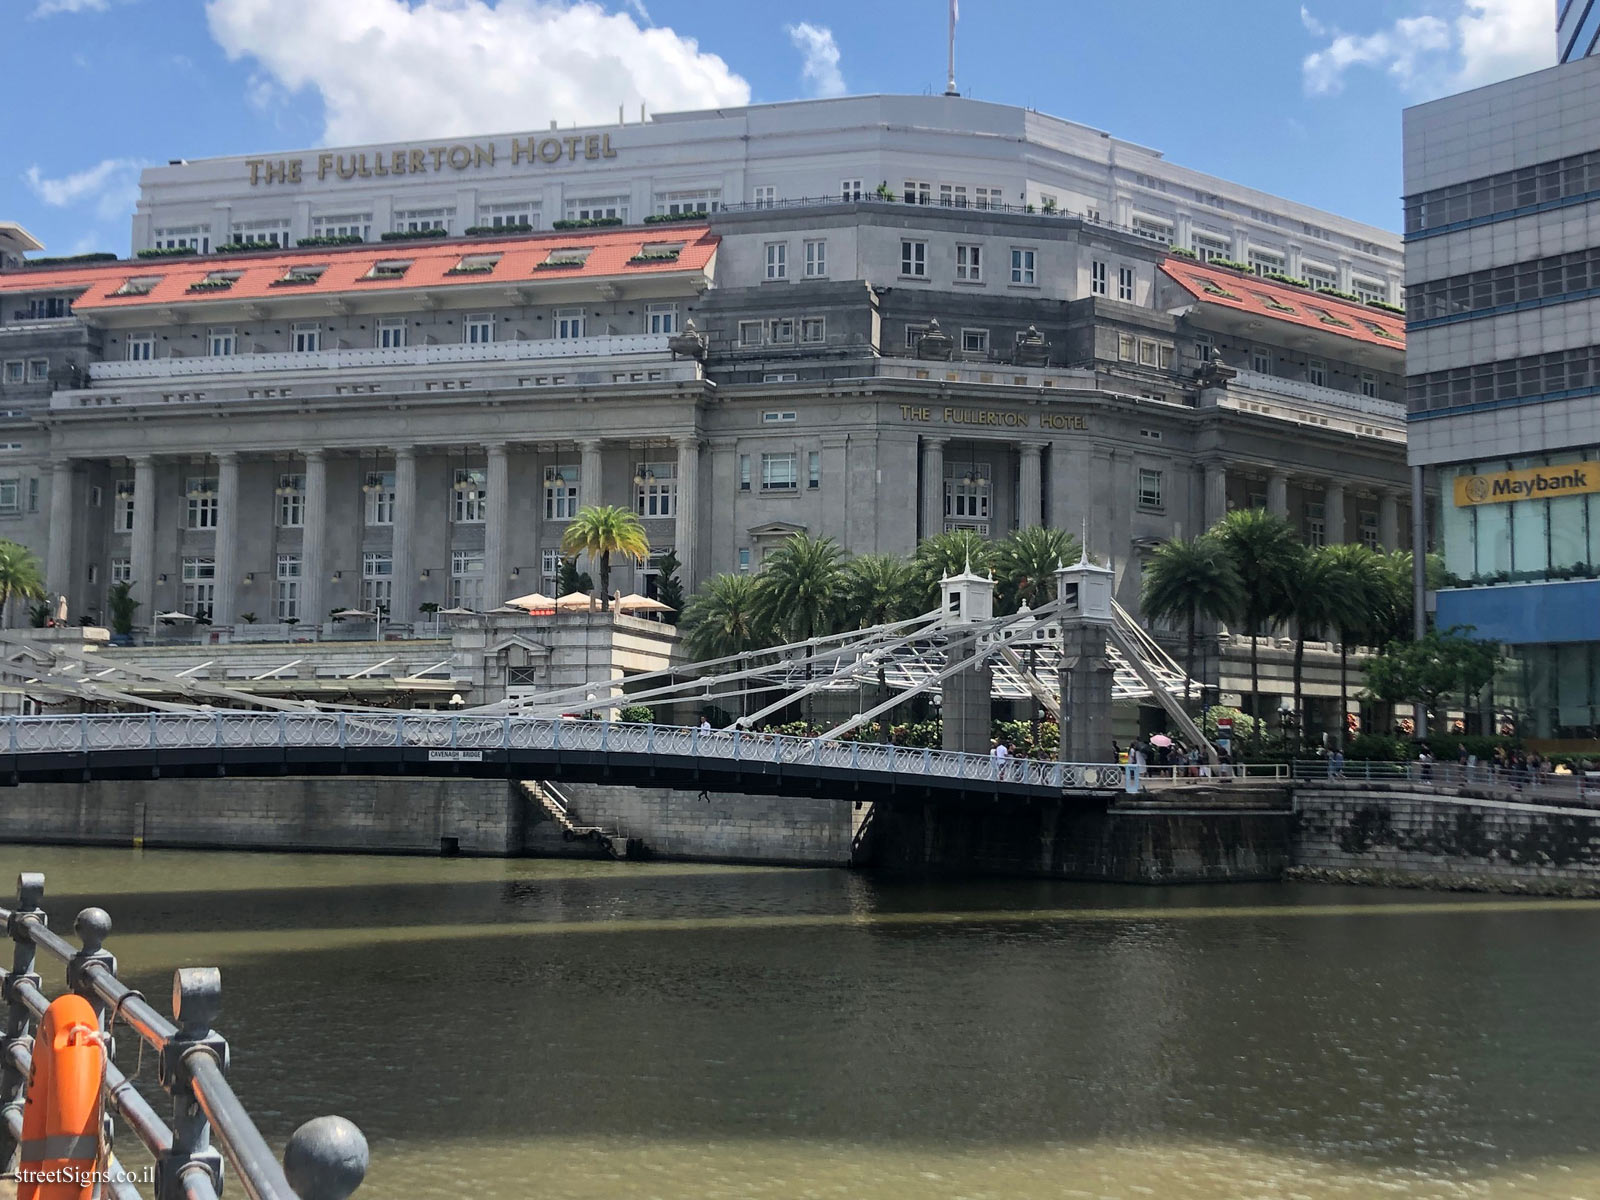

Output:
xmin=247 ymin=134 xmax=620 ymax=185
xmin=898 ymin=405 xmax=1088 ymax=431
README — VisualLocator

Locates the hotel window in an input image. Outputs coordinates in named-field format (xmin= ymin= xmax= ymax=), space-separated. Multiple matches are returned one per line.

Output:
xmin=111 ymin=559 xmax=131 ymax=585
xmin=126 ymin=335 xmax=154 ymax=362
xmin=1010 ymin=248 xmax=1036 ymax=285
xmin=738 ymin=320 xmax=763 ymax=348
xmin=480 ymin=202 xmax=538 ymax=229
xmin=1131 ymin=216 xmax=1173 ymax=245
xmin=939 ymin=183 xmax=968 ymax=208
xmin=944 ymin=464 xmax=991 ymax=522
xmin=973 ymin=186 xmax=1003 ymax=210
xmin=544 ymin=464 xmax=579 ymax=520
xmin=803 ymin=239 xmax=826 ymax=278
xmin=25 ymin=296 xmax=71 ymax=319
xmin=1191 ymin=232 xmax=1231 ymax=263
xmin=27 ymin=360 xmax=47 ymax=383
xmin=310 ymin=213 xmax=371 ymax=240
xmin=646 ymin=303 xmax=678 ymax=334
xmin=1117 ymin=333 xmax=1136 ymax=362
xmin=634 ymin=461 xmax=677 ymax=518
xmin=452 ymin=468 xmax=487 ymax=523
xmin=653 ymin=189 xmax=719 ymax=216
xmin=1361 ymin=373 xmax=1379 ymax=398
xmin=207 ymin=328 xmax=236 ymax=357
xmin=1118 ymin=266 xmax=1135 ymax=302
xmin=152 ymin=224 xmax=210 ymax=252
xmin=761 ymin=452 xmax=798 ymax=491
xmin=1308 ymin=359 xmax=1326 ymax=387
xmin=0 ymin=480 xmax=18 ymax=513
xmin=943 ymin=244 xmax=979 ymax=287
xmin=1251 ymin=347 xmax=1271 ymax=375
xmin=362 ymin=552 xmax=393 ymax=613
xmin=807 ymin=451 xmax=821 ymax=489
xmin=961 ymin=328 xmax=989 ymax=355
xmin=229 ymin=218 xmax=289 ymax=246
xmin=1137 ymin=469 xmax=1164 ymax=511
xmin=182 ymin=557 xmax=216 ymax=619
xmin=1353 ymin=277 xmax=1387 ymax=305
xmin=800 ymin=317 xmax=825 ymax=344
xmin=1159 ymin=345 xmax=1174 ymax=370
xmin=903 ymin=181 xmax=931 ymax=205
xmin=291 ymin=322 xmax=320 ymax=353
xmin=276 ymin=474 xmax=305 ymax=528
xmin=114 ymin=480 xmax=135 ymax=532
xmin=566 ymin=195 xmax=628 ymax=222
xmin=1091 ymin=261 xmax=1108 ymax=296
xmin=767 ymin=317 xmax=795 ymax=345
xmin=1248 ymin=249 xmax=1284 ymax=277
xmin=1303 ymin=263 xmax=1337 ymax=291
xmin=393 ymin=207 xmax=453 ymax=233
xmin=901 ymin=240 xmax=927 ymax=277
xmin=765 ymin=242 xmax=788 ymax=280
xmin=752 ymin=186 xmax=776 ymax=208
xmin=463 ymin=314 xmax=494 ymax=345
xmin=185 ymin=477 xmax=218 ymax=530
xmin=450 ymin=550 xmax=485 ymax=611
xmin=368 ymin=259 xmax=412 ymax=280
xmin=541 ymin=548 xmax=563 ymax=594
xmin=1360 ymin=511 xmax=1380 ymax=550
xmin=28 ymin=478 xmax=38 ymax=513
xmin=738 ymin=454 xmax=751 ymax=491
xmin=840 ymin=179 xmax=864 ymax=201
xmin=555 ymin=308 xmax=586 ymax=339
xmin=1305 ymin=502 xmax=1326 ymax=548
xmin=738 ymin=548 xmax=752 ymax=572
xmin=1138 ymin=339 xmax=1159 ymax=367
xmin=365 ymin=471 xmax=395 ymax=525
xmin=274 ymin=554 xmax=301 ymax=622
xmin=2 ymin=363 xmax=19 ymax=384
xmin=376 ymin=318 xmax=407 ymax=349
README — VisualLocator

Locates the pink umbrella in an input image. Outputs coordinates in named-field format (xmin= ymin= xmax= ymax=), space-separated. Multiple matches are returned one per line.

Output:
xmin=1149 ymin=734 xmax=1174 ymax=748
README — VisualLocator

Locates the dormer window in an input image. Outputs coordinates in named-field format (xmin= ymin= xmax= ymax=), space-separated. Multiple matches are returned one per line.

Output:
xmin=447 ymin=253 xmax=501 ymax=275
xmin=272 ymin=264 xmax=327 ymax=287
xmin=113 ymin=276 xmax=162 ymax=297
xmin=1308 ymin=305 xmax=1352 ymax=329
xmin=536 ymin=247 xmax=592 ymax=270
xmin=187 ymin=271 xmax=241 ymax=294
xmin=365 ymin=259 xmax=412 ymax=280
xmin=629 ymin=242 xmax=683 ymax=264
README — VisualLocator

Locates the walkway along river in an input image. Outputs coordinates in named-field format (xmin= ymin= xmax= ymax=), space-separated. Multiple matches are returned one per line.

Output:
xmin=16 ymin=845 xmax=1600 ymax=1199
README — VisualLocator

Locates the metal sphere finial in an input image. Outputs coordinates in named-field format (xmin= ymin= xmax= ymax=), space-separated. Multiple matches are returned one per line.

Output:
xmin=284 ymin=1115 xmax=369 ymax=1200
xmin=75 ymin=907 xmax=112 ymax=952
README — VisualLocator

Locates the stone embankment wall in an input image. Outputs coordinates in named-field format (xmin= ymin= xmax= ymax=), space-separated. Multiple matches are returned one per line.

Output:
xmin=1293 ymin=784 xmax=1600 ymax=891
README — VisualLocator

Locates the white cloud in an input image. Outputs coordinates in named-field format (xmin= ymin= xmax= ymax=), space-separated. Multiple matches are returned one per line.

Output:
xmin=204 ymin=0 xmax=751 ymax=145
xmin=1301 ymin=0 xmax=1555 ymax=98
xmin=32 ymin=0 xmax=109 ymax=15
xmin=621 ymin=0 xmax=650 ymax=25
xmin=23 ymin=158 xmax=145 ymax=224
xmin=786 ymin=22 xmax=846 ymax=99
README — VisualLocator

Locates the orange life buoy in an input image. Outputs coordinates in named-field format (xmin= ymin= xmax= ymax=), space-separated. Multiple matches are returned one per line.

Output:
xmin=18 ymin=993 xmax=105 ymax=1200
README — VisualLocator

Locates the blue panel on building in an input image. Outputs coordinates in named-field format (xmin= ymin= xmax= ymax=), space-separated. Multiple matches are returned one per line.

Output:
xmin=1436 ymin=580 xmax=1600 ymax=644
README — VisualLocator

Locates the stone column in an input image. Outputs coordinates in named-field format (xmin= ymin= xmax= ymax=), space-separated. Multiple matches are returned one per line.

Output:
xmin=391 ymin=447 xmax=416 ymax=626
xmin=1018 ymin=441 xmax=1044 ymax=530
xmin=1203 ymin=461 xmax=1228 ymax=528
xmin=1378 ymin=489 xmax=1400 ymax=550
xmin=674 ymin=434 xmax=701 ymax=591
xmin=131 ymin=456 xmax=156 ymax=624
xmin=212 ymin=452 xmax=239 ymax=626
xmin=484 ymin=443 xmax=509 ymax=610
xmin=579 ymin=439 xmax=603 ymax=508
xmin=1266 ymin=471 xmax=1288 ymax=518
xmin=301 ymin=450 xmax=326 ymax=630
xmin=1324 ymin=481 xmax=1346 ymax=545
xmin=44 ymin=459 xmax=75 ymax=609
xmin=920 ymin=436 xmax=946 ymax=540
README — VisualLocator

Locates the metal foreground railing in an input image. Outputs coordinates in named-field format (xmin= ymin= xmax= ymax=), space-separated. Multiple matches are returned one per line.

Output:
xmin=0 ymin=874 xmax=367 ymax=1200
xmin=0 ymin=714 xmax=1130 ymax=792
xmin=1291 ymin=758 xmax=1600 ymax=808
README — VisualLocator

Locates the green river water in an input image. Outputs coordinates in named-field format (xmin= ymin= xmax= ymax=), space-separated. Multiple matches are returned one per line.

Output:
xmin=10 ymin=846 xmax=1600 ymax=1200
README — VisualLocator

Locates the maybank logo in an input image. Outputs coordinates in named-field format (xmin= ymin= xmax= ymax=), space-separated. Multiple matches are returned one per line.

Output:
xmin=1453 ymin=464 xmax=1600 ymax=507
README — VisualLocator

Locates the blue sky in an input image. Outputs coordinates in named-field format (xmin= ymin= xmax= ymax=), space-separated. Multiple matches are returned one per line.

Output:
xmin=4 ymin=0 xmax=1555 ymax=256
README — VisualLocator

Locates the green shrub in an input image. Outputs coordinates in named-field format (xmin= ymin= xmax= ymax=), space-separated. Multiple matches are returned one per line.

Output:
xmin=215 ymin=240 xmax=282 ymax=254
xmin=135 ymin=246 xmax=199 ymax=258
xmin=463 ymin=223 xmax=533 ymax=235
xmin=551 ymin=217 xmax=623 ymax=230
xmin=22 ymin=252 xmax=118 ymax=268
xmin=644 ymin=211 xmax=707 ymax=224
xmin=618 ymin=704 xmax=655 ymax=723
xmin=379 ymin=228 xmax=449 ymax=242
xmin=295 ymin=234 xmax=365 ymax=247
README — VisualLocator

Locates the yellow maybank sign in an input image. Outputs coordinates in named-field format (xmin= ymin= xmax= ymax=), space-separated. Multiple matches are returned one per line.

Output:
xmin=1453 ymin=463 xmax=1600 ymax=506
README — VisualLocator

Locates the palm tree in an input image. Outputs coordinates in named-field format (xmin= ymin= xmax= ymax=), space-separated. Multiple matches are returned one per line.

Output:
xmin=681 ymin=573 xmax=772 ymax=661
xmin=559 ymin=505 xmax=650 ymax=611
xmin=1319 ymin=543 xmax=1388 ymax=747
xmin=1139 ymin=533 xmax=1243 ymax=708
xmin=994 ymin=526 xmax=1079 ymax=612
xmin=842 ymin=554 xmax=922 ymax=628
xmin=0 ymin=540 xmax=46 ymax=629
xmin=912 ymin=529 xmax=997 ymax=607
xmin=1213 ymin=509 xmax=1300 ymax=748
xmin=1285 ymin=546 xmax=1363 ymax=747
xmin=754 ymin=532 xmax=846 ymax=642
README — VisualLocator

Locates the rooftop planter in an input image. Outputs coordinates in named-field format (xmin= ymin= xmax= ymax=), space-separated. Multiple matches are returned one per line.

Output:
xmin=551 ymin=217 xmax=623 ymax=231
xmin=1169 ymin=247 xmax=1198 ymax=260
xmin=463 ymin=223 xmax=533 ymax=235
xmin=215 ymin=240 xmax=282 ymax=255
xmin=1263 ymin=272 xmax=1311 ymax=289
xmin=444 ymin=263 xmax=496 ymax=275
xmin=1315 ymin=286 xmax=1364 ymax=304
xmin=269 ymin=275 xmax=321 ymax=287
xmin=627 ymin=250 xmax=680 ymax=264
xmin=21 ymin=252 xmax=118 ymax=268
xmin=1205 ymin=257 xmax=1252 ymax=273
xmin=644 ymin=211 xmax=707 ymax=224
xmin=1367 ymin=299 xmax=1405 ymax=315
xmin=534 ymin=260 xmax=585 ymax=270
xmin=379 ymin=228 xmax=449 ymax=242
xmin=295 ymin=234 xmax=365 ymax=248
xmin=135 ymin=246 xmax=199 ymax=259
xmin=185 ymin=279 xmax=236 ymax=293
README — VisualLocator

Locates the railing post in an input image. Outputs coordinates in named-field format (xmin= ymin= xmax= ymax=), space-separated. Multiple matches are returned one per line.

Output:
xmin=156 ymin=968 xmax=227 ymax=1200
xmin=0 ymin=872 xmax=44 ymax=1172
xmin=67 ymin=907 xmax=116 ymax=1032
xmin=79 ymin=713 xmax=88 ymax=751
xmin=691 ymin=725 xmax=700 ymax=755
xmin=147 ymin=711 xmax=157 ymax=750
xmin=394 ymin=714 xmax=403 ymax=747
xmin=731 ymin=729 xmax=742 ymax=760
xmin=279 ymin=711 xmax=288 ymax=747
xmin=450 ymin=715 xmax=459 ymax=748
xmin=646 ymin=723 xmax=655 ymax=753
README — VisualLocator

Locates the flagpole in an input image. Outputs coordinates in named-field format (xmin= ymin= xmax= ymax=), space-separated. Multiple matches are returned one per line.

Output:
xmin=945 ymin=0 xmax=958 ymax=95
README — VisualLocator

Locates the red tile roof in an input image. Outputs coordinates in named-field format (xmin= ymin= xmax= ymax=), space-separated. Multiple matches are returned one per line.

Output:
xmin=1159 ymin=257 xmax=1404 ymax=349
xmin=0 ymin=226 xmax=718 ymax=313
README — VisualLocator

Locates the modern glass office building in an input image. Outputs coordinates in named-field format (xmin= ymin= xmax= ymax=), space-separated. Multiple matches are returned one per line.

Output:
xmin=1560 ymin=0 xmax=1600 ymax=62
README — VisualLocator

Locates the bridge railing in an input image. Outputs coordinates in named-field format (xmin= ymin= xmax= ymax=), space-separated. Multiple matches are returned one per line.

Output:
xmin=0 ymin=714 xmax=1129 ymax=792
xmin=1291 ymin=758 xmax=1600 ymax=807
xmin=0 ymin=873 xmax=367 ymax=1200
